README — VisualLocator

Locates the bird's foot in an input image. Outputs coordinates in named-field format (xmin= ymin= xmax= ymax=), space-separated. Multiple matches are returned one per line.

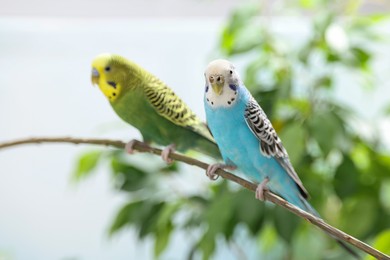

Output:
xmin=125 ymin=139 xmax=138 ymax=154
xmin=255 ymin=177 xmax=270 ymax=201
xmin=206 ymin=163 xmax=236 ymax=181
xmin=161 ymin=144 xmax=176 ymax=164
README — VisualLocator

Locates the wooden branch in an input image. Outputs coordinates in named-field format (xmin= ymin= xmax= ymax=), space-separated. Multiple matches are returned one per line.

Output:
xmin=0 ymin=137 xmax=389 ymax=260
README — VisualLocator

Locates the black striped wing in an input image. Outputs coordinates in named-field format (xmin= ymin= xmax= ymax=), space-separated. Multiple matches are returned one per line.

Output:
xmin=244 ymin=98 xmax=308 ymax=198
xmin=143 ymin=78 xmax=215 ymax=142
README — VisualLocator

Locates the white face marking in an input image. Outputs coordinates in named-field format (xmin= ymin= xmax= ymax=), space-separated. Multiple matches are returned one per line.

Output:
xmin=205 ymin=84 xmax=237 ymax=108
xmin=204 ymin=59 xmax=241 ymax=108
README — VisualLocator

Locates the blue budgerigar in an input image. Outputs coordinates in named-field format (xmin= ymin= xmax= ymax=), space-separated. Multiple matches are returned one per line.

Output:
xmin=203 ymin=59 xmax=357 ymax=257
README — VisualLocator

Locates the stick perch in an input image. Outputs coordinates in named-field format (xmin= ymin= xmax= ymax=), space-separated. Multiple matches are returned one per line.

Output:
xmin=0 ymin=137 xmax=389 ymax=260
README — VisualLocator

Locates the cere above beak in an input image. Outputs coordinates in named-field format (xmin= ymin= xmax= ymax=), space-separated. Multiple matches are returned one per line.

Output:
xmin=91 ymin=68 xmax=99 ymax=85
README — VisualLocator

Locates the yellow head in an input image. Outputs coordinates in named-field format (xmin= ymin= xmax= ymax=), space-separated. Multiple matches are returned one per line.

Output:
xmin=91 ymin=53 xmax=137 ymax=102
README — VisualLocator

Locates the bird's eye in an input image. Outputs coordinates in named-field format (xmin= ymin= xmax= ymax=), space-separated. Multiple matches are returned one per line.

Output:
xmin=105 ymin=66 xmax=111 ymax=72
xmin=229 ymin=70 xmax=233 ymax=75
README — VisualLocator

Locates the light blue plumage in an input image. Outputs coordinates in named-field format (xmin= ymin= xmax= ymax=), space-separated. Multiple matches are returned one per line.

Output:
xmin=203 ymin=59 xmax=357 ymax=257
xmin=203 ymin=59 xmax=310 ymax=211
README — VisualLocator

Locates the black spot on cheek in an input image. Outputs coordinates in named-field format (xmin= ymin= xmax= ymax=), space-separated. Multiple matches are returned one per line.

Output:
xmin=227 ymin=101 xmax=231 ymax=105
xmin=113 ymin=93 xmax=116 ymax=96
xmin=231 ymin=98 xmax=235 ymax=101
xmin=211 ymin=102 xmax=214 ymax=105
xmin=107 ymin=81 xmax=117 ymax=89
xmin=207 ymin=98 xmax=209 ymax=101
xmin=234 ymin=91 xmax=237 ymax=95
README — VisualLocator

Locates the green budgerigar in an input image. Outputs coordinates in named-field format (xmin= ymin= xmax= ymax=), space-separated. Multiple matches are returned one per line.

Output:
xmin=91 ymin=54 xmax=220 ymax=162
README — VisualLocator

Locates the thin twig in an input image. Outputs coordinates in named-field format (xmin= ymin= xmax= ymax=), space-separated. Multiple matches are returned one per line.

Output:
xmin=0 ymin=137 xmax=389 ymax=260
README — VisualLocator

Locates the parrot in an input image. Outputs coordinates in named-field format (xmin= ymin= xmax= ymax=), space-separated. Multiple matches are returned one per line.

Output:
xmin=91 ymin=54 xmax=221 ymax=162
xmin=203 ymin=59 xmax=358 ymax=258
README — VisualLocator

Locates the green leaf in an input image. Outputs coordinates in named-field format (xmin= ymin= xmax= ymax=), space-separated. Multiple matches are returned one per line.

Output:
xmin=204 ymin=183 xmax=234 ymax=236
xmin=279 ymin=122 xmax=306 ymax=165
xmin=259 ymin=224 xmax=278 ymax=252
xmin=327 ymin=51 xmax=341 ymax=63
xmin=252 ymin=89 xmax=278 ymax=117
xmin=220 ymin=3 xmax=260 ymax=55
xmin=334 ymin=155 xmax=360 ymax=199
xmin=138 ymin=202 xmax=165 ymax=238
xmin=380 ymin=179 xmax=390 ymax=212
xmin=199 ymin=234 xmax=216 ymax=260
xmin=366 ymin=229 xmax=390 ymax=260
xmin=314 ymin=13 xmax=334 ymax=38
xmin=157 ymin=202 xmax=181 ymax=227
xmin=234 ymin=189 xmax=265 ymax=235
xmin=340 ymin=197 xmax=378 ymax=237
xmin=292 ymin=226 xmax=327 ymax=260
xmin=111 ymin=158 xmax=148 ymax=192
xmin=350 ymin=143 xmax=371 ymax=170
xmin=109 ymin=200 xmax=165 ymax=238
xmin=159 ymin=161 xmax=179 ymax=173
xmin=154 ymin=221 xmax=173 ymax=257
xmin=272 ymin=206 xmax=300 ymax=243
xmin=298 ymin=41 xmax=315 ymax=64
xmin=183 ymin=196 xmax=208 ymax=228
xmin=314 ymin=75 xmax=332 ymax=89
xmin=221 ymin=27 xmax=235 ymax=55
xmin=197 ymin=182 xmax=234 ymax=258
xmin=306 ymin=110 xmax=345 ymax=156
xmin=367 ymin=153 xmax=390 ymax=181
xmin=72 ymin=150 xmax=102 ymax=180
xmin=351 ymin=47 xmax=371 ymax=65
xmin=155 ymin=203 xmax=178 ymax=258
xmin=109 ymin=200 xmax=144 ymax=235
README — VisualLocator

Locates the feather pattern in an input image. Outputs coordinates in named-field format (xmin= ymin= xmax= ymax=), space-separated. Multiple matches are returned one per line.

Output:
xmin=244 ymin=97 xmax=308 ymax=198
xmin=244 ymin=98 xmax=286 ymax=158
xmin=144 ymin=76 xmax=214 ymax=142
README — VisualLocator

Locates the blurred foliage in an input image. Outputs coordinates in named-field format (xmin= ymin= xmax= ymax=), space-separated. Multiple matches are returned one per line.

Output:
xmin=74 ymin=1 xmax=390 ymax=259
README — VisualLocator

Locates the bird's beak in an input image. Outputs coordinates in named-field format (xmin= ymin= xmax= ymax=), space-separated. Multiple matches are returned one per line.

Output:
xmin=209 ymin=75 xmax=224 ymax=95
xmin=91 ymin=68 xmax=99 ymax=86
xmin=211 ymin=83 xmax=223 ymax=95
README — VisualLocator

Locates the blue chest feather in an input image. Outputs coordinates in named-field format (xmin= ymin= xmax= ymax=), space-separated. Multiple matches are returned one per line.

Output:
xmin=204 ymin=85 xmax=314 ymax=212
xmin=205 ymin=87 xmax=291 ymax=185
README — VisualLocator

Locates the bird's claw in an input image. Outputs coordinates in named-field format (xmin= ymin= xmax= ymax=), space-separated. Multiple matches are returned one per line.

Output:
xmin=161 ymin=144 xmax=176 ymax=164
xmin=206 ymin=163 xmax=236 ymax=181
xmin=255 ymin=177 xmax=270 ymax=201
xmin=206 ymin=164 xmax=221 ymax=180
xmin=125 ymin=139 xmax=138 ymax=154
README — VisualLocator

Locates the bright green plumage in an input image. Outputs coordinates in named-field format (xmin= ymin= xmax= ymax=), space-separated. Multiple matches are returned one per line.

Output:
xmin=91 ymin=53 xmax=220 ymax=159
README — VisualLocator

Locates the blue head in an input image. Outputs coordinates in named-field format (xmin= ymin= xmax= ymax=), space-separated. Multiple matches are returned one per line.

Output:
xmin=204 ymin=59 xmax=244 ymax=108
